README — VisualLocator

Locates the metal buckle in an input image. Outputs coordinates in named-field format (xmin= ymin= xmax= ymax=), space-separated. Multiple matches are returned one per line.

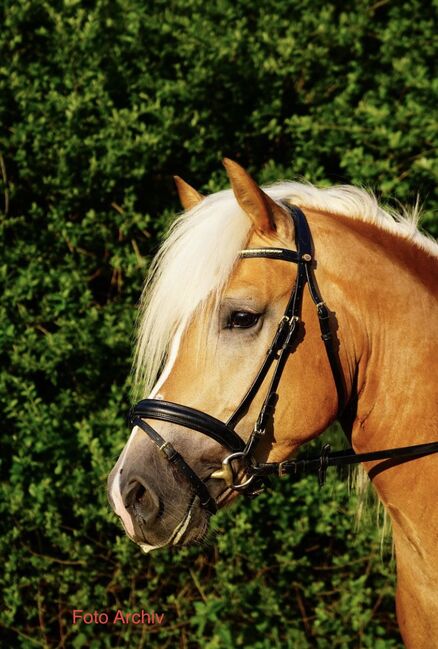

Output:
xmin=278 ymin=459 xmax=299 ymax=478
xmin=278 ymin=461 xmax=289 ymax=477
xmin=159 ymin=441 xmax=176 ymax=460
xmin=318 ymin=443 xmax=331 ymax=487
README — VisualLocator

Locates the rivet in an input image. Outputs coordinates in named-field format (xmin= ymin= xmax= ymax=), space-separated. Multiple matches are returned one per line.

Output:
xmin=302 ymin=253 xmax=312 ymax=262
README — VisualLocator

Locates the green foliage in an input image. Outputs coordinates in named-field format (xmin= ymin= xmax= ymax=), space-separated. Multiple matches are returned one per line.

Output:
xmin=0 ymin=0 xmax=436 ymax=646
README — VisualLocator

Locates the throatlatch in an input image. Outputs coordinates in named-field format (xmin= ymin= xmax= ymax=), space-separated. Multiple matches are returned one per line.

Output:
xmin=129 ymin=203 xmax=438 ymax=511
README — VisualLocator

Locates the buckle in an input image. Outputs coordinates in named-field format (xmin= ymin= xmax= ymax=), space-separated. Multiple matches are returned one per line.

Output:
xmin=278 ymin=459 xmax=299 ymax=477
xmin=269 ymin=316 xmax=290 ymax=353
xmin=318 ymin=443 xmax=331 ymax=487
xmin=270 ymin=315 xmax=300 ymax=356
xmin=159 ymin=441 xmax=177 ymax=460
xmin=316 ymin=301 xmax=329 ymax=319
xmin=278 ymin=461 xmax=289 ymax=477
xmin=283 ymin=316 xmax=299 ymax=350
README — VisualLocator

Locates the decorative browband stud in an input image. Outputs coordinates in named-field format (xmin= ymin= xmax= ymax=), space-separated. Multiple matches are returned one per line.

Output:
xmin=301 ymin=253 xmax=312 ymax=262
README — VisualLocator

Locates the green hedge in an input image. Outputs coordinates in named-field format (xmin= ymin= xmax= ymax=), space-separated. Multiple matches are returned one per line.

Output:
xmin=1 ymin=0 xmax=436 ymax=647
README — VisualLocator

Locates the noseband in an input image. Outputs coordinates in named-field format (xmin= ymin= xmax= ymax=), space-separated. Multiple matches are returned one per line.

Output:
xmin=129 ymin=204 xmax=438 ymax=515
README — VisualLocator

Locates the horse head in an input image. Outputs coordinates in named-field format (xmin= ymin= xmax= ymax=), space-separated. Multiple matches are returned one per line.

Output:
xmin=107 ymin=159 xmax=345 ymax=551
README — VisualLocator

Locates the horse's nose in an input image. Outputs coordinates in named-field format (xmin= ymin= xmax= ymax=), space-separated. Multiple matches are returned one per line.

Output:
xmin=121 ymin=475 xmax=162 ymax=526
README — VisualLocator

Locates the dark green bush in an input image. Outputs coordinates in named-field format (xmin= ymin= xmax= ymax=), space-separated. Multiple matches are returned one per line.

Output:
xmin=1 ymin=0 xmax=436 ymax=646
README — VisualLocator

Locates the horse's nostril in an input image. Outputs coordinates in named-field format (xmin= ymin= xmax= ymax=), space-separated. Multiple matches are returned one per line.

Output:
xmin=123 ymin=480 xmax=147 ymax=509
xmin=122 ymin=479 xmax=160 ymax=525
xmin=134 ymin=484 xmax=157 ymax=513
xmin=134 ymin=483 xmax=146 ymax=503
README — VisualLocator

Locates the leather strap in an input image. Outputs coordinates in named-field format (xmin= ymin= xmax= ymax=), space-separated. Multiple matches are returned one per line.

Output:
xmin=227 ymin=203 xmax=345 ymax=459
xmin=130 ymin=414 xmax=217 ymax=513
xmin=131 ymin=400 xmax=245 ymax=452
xmin=292 ymin=205 xmax=346 ymax=412
xmin=240 ymin=248 xmax=301 ymax=263
xmin=250 ymin=441 xmax=438 ymax=486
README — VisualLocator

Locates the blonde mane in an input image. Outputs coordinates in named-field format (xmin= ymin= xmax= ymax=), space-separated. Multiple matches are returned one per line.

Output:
xmin=134 ymin=182 xmax=437 ymax=394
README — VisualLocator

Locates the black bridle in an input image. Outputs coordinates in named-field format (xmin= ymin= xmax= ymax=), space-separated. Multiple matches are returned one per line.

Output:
xmin=129 ymin=204 xmax=438 ymax=515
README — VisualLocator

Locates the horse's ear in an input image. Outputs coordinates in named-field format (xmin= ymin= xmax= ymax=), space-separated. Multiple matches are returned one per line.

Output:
xmin=223 ymin=158 xmax=289 ymax=235
xmin=174 ymin=176 xmax=203 ymax=210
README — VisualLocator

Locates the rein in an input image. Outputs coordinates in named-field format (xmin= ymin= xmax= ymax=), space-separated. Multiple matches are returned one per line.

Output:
xmin=129 ymin=203 xmax=438 ymax=513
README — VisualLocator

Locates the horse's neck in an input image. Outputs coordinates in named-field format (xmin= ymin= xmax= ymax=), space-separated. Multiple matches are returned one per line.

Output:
xmin=307 ymin=208 xmax=437 ymax=442
xmin=304 ymin=208 xmax=438 ymax=647
xmin=309 ymin=208 xmax=438 ymax=552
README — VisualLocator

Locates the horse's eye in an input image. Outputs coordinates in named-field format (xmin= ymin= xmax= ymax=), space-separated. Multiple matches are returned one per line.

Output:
xmin=228 ymin=311 xmax=260 ymax=329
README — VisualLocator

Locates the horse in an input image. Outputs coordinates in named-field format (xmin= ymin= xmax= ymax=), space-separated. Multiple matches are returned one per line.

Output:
xmin=107 ymin=159 xmax=438 ymax=647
